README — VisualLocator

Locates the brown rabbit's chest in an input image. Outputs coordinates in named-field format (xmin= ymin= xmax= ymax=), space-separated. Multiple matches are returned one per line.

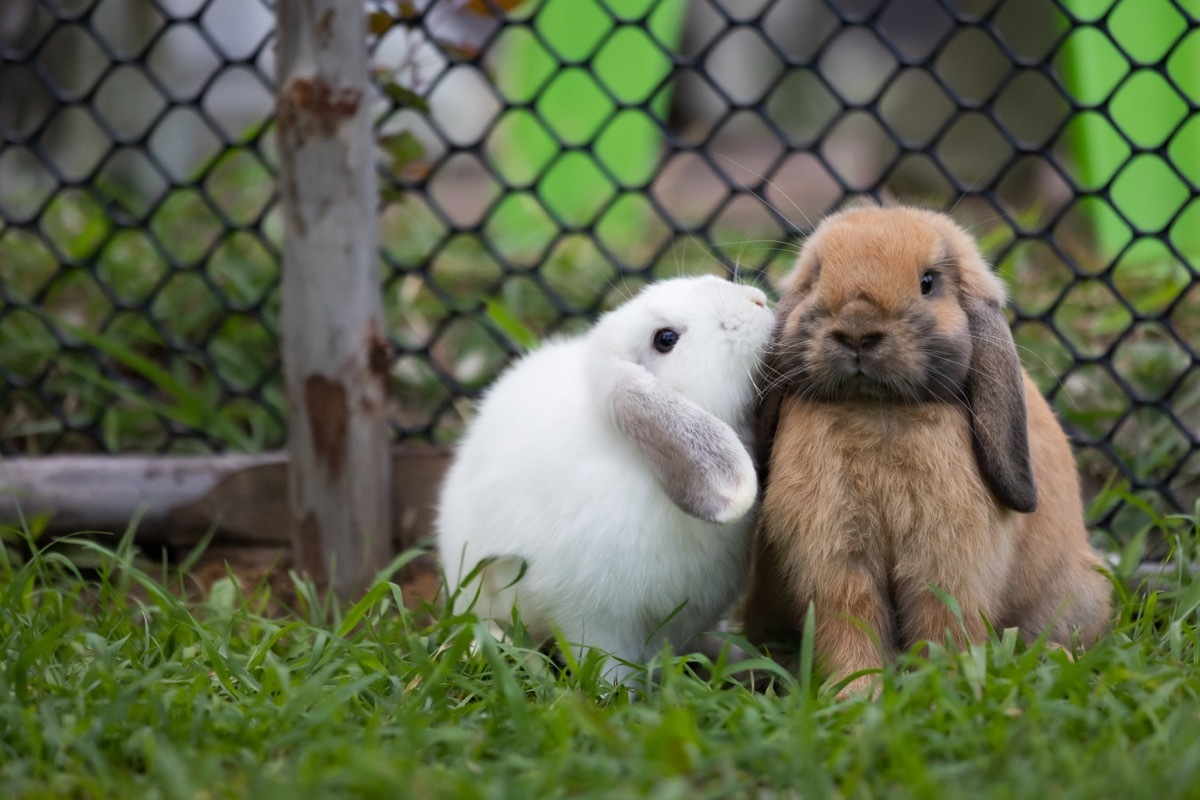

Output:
xmin=763 ymin=395 xmax=1003 ymax=559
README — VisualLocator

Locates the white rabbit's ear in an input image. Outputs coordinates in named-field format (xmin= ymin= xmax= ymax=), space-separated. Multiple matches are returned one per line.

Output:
xmin=963 ymin=296 xmax=1038 ymax=513
xmin=608 ymin=361 xmax=757 ymax=524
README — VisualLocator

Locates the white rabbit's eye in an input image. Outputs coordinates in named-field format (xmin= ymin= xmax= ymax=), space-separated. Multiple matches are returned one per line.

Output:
xmin=920 ymin=271 xmax=937 ymax=296
xmin=653 ymin=328 xmax=680 ymax=353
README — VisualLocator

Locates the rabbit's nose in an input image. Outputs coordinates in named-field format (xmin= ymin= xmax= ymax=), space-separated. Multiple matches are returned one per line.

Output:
xmin=744 ymin=287 xmax=768 ymax=308
xmin=830 ymin=329 xmax=884 ymax=353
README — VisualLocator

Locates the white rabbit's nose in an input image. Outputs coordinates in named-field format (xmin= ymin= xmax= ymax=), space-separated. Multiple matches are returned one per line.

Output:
xmin=745 ymin=287 xmax=768 ymax=308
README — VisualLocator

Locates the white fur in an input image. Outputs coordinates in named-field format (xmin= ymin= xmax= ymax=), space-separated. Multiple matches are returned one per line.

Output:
xmin=436 ymin=276 xmax=774 ymax=681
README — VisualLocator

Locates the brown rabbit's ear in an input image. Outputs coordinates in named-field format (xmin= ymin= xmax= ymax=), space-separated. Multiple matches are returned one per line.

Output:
xmin=753 ymin=294 xmax=799 ymax=486
xmin=608 ymin=361 xmax=757 ymax=524
xmin=754 ymin=379 xmax=784 ymax=486
xmin=963 ymin=296 xmax=1038 ymax=513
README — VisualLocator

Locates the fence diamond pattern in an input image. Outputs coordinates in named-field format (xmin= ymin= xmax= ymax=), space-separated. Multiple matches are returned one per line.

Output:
xmin=0 ymin=0 xmax=1197 ymax=535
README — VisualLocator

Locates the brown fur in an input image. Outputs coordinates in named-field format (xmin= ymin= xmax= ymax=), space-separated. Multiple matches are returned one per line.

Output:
xmin=743 ymin=206 xmax=1111 ymax=694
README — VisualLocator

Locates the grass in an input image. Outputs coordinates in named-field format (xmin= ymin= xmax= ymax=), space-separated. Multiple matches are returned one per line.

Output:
xmin=3 ymin=498 xmax=1200 ymax=799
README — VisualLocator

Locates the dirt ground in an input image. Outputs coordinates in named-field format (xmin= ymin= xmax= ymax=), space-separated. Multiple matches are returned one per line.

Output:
xmin=183 ymin=545 xmax=444 ymax=615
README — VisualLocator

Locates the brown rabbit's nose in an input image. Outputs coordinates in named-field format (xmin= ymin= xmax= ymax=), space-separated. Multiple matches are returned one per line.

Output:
xmin=830 ymin=329 xmax=884 ymax=353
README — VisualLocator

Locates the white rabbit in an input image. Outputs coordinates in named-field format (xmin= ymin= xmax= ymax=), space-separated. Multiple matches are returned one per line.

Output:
xmin=436 ymin=275 xmax=775 ymax=683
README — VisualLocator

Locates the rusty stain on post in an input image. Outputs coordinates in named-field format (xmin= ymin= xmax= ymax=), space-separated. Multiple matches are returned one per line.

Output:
xmin=367 ymin=318 xmax=392 ymax=381
xmin=279 ymin=76 xmax=362 ymax=145
xmin=304 ymin=375 xmax=348 ymax=480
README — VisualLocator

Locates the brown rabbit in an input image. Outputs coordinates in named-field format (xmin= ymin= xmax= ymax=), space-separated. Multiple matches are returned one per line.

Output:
xmin=742 ymin=205 xmax=1111 ymax=694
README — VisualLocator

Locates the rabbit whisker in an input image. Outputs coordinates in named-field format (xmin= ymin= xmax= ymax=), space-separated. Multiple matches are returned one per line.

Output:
xmin=947 ymin=152 xmax=1006 ymax=217
xmin=601 ymin=272 xmax=637 ymax=305
xmin=712 ymin=150 xmax=812 ymax=231
xmin=715 ymin=237 xmax=805 ymax=257
xmin=958 ymin=329 xmax=1078 ymax=409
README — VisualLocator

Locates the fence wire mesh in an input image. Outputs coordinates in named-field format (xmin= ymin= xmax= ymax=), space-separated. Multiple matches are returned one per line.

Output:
xmin=1 ymin=0 xmax=1197 ymax=535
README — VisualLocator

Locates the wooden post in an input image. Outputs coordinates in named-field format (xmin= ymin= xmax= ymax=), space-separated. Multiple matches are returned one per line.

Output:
xmin=275 ymin=0 xmax=393 ymax=597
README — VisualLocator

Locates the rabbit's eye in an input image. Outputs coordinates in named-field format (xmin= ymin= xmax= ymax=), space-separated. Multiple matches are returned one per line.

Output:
xmin=653 ymin=328 xmax=680 ymax=353
xmin=920 ymin=271 xmax=937 ymax=296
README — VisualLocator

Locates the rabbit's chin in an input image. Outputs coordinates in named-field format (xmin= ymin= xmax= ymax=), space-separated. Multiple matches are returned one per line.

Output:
xmin=807 ymin=374 xmax=924 ymax=404
xmin=797 ymin=345 xmax=969 ymax=405
xmin=801 ymin=365 xmax=959 ymax=406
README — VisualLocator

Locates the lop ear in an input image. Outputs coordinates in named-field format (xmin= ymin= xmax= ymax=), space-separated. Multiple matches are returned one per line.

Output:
xmin=753 ymin=295 xmax=799 ymax=488
xmin=963 ymin=296 xmax=1038 ymax=513
xmin=608 ymin=361 xmax=757 ymax=524
xmin=754 ymin=381 xmax=784 ymax=487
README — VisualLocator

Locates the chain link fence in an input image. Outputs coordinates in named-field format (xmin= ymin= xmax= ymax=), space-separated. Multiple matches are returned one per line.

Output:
xmin=1 ymin=0 xmax=1198 ymax=536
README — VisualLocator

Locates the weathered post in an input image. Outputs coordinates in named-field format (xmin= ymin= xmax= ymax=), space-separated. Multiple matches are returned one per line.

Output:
xmin=275 ymin=0 xmax=393 ymax=597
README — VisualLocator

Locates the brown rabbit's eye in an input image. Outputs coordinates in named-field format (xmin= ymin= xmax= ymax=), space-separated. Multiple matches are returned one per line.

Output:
xmin=653 ymin=328 xmax=680 ymax=353
xmin=920 ymin=271 xmax=937 ymax=296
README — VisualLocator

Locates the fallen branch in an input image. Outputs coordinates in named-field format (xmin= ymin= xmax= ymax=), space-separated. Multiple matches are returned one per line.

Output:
xmin=0 ymin=445 xmax=451 ymax=551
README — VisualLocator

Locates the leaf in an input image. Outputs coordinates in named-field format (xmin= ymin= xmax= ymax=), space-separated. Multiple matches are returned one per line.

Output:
xmin=10 ymin=619 xmax=70 ymax=702
xmin=371 ymin=547 xmax=431 ymax=588
xmin=1172 ymin=569 xmax=1200 ymax=622
xmin=379 ymin=131 xmax=425 ymax=174
xmin=367 ymin=11 xmax=394 ymax=36
xmin=483 ymin=299 xmax=539 ymax=353
xmin=925 ymin=581 xmax=966 ymax=630
xmin=368 ymin=2 xmax=421 ymax=36
xmin=645 ymin=706 xmax=697 ymax=776
xmin=433 ymin=38 xmax=482 ymax=61
xmin=336 ymin=581 xmax=392 ymax=638
xmin=800 ymin=600 xmax=816 ymax=699
xmin=464 ymin=0 xmax=529 ymax=15
xmin=380 ymin=80 xmax=430 ymax=113
xmin=380 ymin=183 xmax=408 ymax=204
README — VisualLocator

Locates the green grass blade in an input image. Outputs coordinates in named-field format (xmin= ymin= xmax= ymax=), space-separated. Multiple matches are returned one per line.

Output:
xmin=336 ymin=581 xmax=392 ymax=639
xmin=801 ymin=600 xmax=816 ymax=699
